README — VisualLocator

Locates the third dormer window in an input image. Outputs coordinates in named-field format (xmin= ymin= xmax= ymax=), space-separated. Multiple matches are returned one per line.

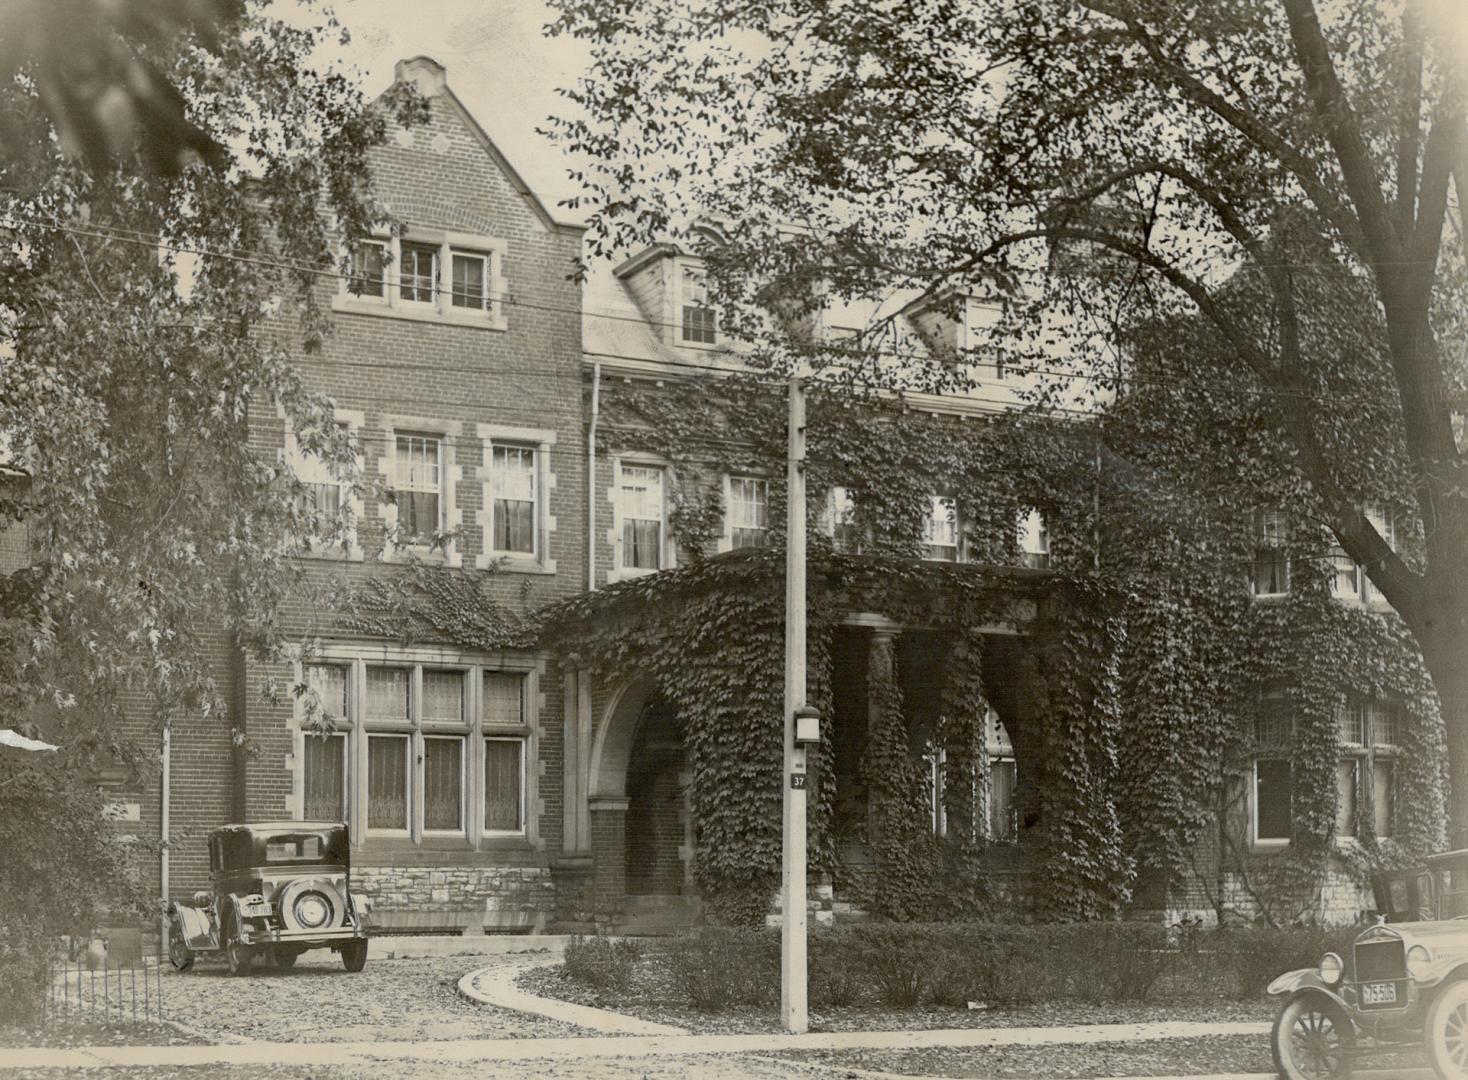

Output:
xmin=681 ymin=267 xmax=717 ymax=345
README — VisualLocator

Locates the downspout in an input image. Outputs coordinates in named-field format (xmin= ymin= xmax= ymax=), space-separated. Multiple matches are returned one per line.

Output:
xmin=587 ymin=361 xmax=601 ymax=592
xmin=159 ymin=720 xmax=171 ymax=951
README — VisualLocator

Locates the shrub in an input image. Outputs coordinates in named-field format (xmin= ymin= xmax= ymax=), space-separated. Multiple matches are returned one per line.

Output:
xmin=563 ymin=935 xmax=642 ymax=991
xmin=0 ymin=751 xmax=148 ymax=1027
xmin=667 ymin=927 xmax=778 ymax=1010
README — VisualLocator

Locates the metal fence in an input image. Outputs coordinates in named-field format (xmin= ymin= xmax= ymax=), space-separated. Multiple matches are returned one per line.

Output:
xmin=47 ymin=955 xmax=166 ymax=1026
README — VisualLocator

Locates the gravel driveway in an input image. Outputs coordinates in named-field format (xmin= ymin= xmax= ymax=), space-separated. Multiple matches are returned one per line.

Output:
xmin=161 ymin=952 xmax=583 ymax=1043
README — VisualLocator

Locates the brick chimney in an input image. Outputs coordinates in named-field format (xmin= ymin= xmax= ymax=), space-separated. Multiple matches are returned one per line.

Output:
xmin=395 ymin=56 xmax=447 ymax=97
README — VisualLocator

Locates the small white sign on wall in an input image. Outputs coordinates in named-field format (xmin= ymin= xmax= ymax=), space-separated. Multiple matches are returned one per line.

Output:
xmin=102 ymin=801 xmax=141 ymax=823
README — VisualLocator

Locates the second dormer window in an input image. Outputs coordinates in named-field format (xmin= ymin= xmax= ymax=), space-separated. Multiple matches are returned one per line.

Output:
xmin=681 ymin=267 xmax=717 ymax=344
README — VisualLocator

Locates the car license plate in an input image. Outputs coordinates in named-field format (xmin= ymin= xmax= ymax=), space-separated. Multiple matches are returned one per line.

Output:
xmin=1361 ymin=981 xmax=1398 ymax=1005
xmin=239 ymin=900 xmax=272 ymax=918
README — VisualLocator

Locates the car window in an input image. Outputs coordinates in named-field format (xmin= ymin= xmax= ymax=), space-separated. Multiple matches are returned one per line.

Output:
xmin=264 ymin=836 xmax=322 ymax=862
xmin=1390 ymin=878 xmax=1409 ymax=911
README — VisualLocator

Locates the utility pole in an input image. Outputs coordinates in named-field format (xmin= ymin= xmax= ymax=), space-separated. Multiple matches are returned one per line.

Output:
xmin=781 ymin=375 xmax=809 ymax=1033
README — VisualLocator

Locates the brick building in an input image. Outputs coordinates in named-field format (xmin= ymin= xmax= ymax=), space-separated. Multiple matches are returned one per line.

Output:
xmin=65 ymin=55 xmax=1438 ymax=934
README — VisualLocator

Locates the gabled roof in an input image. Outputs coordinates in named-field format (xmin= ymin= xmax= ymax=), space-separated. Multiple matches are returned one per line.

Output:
xmin=388 ymin=57 xmax=584 ymax=237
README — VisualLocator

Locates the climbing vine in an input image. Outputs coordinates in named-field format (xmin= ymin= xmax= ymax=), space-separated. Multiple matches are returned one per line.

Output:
xmin=347 ymin=372 xmax=1447 ymax=925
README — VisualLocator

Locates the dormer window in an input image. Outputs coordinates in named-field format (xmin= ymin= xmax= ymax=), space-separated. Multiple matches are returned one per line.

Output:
xmin=681 ymin=266 xmax=717 ymax=345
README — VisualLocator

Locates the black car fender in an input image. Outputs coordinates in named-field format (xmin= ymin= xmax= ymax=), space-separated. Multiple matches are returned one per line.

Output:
xmin=1267 ymin=968 xmax=1350 ymax=1011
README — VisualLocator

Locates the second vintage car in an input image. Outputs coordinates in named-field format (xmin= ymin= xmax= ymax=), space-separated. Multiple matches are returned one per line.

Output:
xmin=1267 ymin=848 xmax=1468 ymax=1079
xmin=167 ymin=821 xmax=372 ymax=975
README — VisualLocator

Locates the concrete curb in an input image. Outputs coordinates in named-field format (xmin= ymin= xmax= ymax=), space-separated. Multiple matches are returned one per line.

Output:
xmin=456 ymin=956 xmax=688 ymax=1035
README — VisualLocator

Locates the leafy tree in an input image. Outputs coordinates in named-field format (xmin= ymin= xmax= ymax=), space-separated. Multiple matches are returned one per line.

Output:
xmin=0 ymin=4 xmax=417 ymax=751
xmin=547 ymin=1 xmax=1468 ymax=837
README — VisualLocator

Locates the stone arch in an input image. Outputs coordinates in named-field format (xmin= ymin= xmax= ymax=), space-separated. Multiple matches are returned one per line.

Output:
xmin=588 ymin=673 xmax=660 ymax=801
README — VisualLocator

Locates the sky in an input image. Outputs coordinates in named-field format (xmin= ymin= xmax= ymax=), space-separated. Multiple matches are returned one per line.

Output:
xmin=314 ymin=0 xmax=593 ymax=218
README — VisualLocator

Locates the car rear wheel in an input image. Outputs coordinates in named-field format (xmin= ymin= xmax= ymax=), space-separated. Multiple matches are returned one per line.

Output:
xmin=340 ymin=938 xmax=367 ymax=973
xmin=1272 ymin=992 xmax=1354 ymax=1080
xmin=166 ymin=922 xmax=194 ymax=972
xmin=1426 ymin=979 xmax=1468 ymax=1078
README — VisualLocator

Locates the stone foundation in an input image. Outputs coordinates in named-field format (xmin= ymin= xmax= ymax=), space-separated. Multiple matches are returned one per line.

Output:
xmin=354 ymin=865 xmax=554 ymax=933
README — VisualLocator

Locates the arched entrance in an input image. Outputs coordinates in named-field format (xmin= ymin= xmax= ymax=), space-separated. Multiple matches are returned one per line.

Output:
xmin=586 ymin=675 xmax=698 ymax=927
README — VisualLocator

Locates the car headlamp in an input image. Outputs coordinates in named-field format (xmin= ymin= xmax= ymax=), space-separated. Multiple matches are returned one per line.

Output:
xmin=1318 ymin=952 xmax=1344 ymax=986
xmin=1408 ymin=944 xmax=1433 ymax=979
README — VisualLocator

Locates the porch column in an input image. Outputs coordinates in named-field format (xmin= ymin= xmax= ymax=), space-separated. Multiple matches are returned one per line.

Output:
xmin=561 ymin=660 xmax=593 ymax=854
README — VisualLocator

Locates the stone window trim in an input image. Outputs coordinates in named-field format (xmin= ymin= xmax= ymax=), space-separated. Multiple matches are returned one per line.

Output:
xmin=718 ymin=473 xmax=771 ymax=553
xmin=474 ymin=423 xmax=558 ymax=575
xmin=278 ymin=406 xmax=367 ymax=563
xmin=607 ymin=454 xmax=676 ymax=583
xmin=378 ymin=416 xmax=464 ymax=567
xmin=331 ymin=228 xmax=508 ymax=332
xmin=287 ymin=644 xmax=546 ymax=853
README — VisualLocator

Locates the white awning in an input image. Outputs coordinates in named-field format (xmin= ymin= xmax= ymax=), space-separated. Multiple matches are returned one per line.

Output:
xmin=0 ymin=729 xmax=59 ymax=751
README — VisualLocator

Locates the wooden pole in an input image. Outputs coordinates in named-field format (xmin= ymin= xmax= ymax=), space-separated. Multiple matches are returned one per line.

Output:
xmin=780 ymin=375 xmax=809 ymax=1034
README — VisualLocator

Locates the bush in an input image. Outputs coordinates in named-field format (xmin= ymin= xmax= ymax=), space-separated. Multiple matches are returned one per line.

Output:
xmin=0 ymin=751 xmax=148 ymax=1027
xmin=563 ymin=935 xmax=642 ymax=990
xmin=667 ymin=927 xmax=778 ymax=1010
xmin=654 ymin=920 xmax=1360 ymax=1013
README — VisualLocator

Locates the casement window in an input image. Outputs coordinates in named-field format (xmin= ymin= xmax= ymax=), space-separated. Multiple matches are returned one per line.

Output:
xmin=450 ymin=250 xmax=491 ymax=311
xmin=728 ymin=476 xmax=770 ymax=549
xmin=829 ymin=486 xmax=860 ymax=553
xmin=1018 ymin=508 xmax=1050 ymax=569
xmin=303 ymin=732 xmax=347 ymax=821
xmin=483 ymin=672 xmax=528 ymax=834
xmin=399 ymin=243 xmax=439 ymax=304
xmin=925 ymin=708 xmax=1016 ymax=842
xmin=490 ymin=445 xmax=537 ymax=556
xmin=297 ymin=657 xmax=533 ymax=845
xmin=1338 ymin=698 xmax=1402 ymax=840
xmin=681 ymin=266 xmax=717 ymax=345
xmin=1251 ymin=510 xmax=1289 ymax=597
xmin=986 ymin=709 xmax=1017 ymax=842
xmin=347 ymin=240 xmax=387 ymax=300
xmin=394 ymin=433 xmax=443 ymax=543
xmin=1252 ymin=697 xmax=1293 ymax=844
xmin=619 ymin=464 xmax=666 ymax=572
xmin=1332 ymin=505 xmax=1397 ymax=604
xmin=336 ymin=231 xmax=506 ymax=329
xmin=923 ymin=495 xmax=960 ymax=562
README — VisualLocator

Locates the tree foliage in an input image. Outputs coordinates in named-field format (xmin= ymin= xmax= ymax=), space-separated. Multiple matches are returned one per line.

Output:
xmin=548 ymin=0 xmax=1468 ymax=836
xmin=0 ymin=2 xmax=420 ymax=749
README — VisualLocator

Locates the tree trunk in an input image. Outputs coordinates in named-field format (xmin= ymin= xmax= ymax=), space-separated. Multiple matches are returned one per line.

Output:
xmin=1417 ymin=617 xmax=1468 ymax=848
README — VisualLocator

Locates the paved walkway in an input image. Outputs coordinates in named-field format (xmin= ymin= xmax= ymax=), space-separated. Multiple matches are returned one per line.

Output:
xmin=2 ymin=1022 xmax=1274 ymax=1070
xmin=457 ymin=957 xmax=686 ymax=1035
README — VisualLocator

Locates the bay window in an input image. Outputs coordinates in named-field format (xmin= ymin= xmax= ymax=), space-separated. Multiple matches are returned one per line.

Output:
xmin=295 ymin=656 xmax=535 ymax=846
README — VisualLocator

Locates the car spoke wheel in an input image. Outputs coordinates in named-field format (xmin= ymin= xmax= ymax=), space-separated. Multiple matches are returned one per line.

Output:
xmin=340 ymin=938 xmax=367 ymax=973
xmin=1427 ymin=980 xmax=1468 ymax=1078
xmin=1272 ymin=994 xmax=1354 ymax=1080
xmin=167 ymin=924 xmax=193 ymax=972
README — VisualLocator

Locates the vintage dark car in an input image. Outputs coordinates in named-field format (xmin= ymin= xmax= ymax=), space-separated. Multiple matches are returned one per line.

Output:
xmin=1268 ymin=848 xmax=1468 ymax=1078
xmin=167 ymin=821 xmax=372 ymax=975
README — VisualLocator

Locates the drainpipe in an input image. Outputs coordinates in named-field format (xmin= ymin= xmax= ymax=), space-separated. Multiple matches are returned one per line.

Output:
xmin=159 ymin=721 xmax=171 ymax=953
xmin=587 ymin=361 xmax=601 ymax=592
